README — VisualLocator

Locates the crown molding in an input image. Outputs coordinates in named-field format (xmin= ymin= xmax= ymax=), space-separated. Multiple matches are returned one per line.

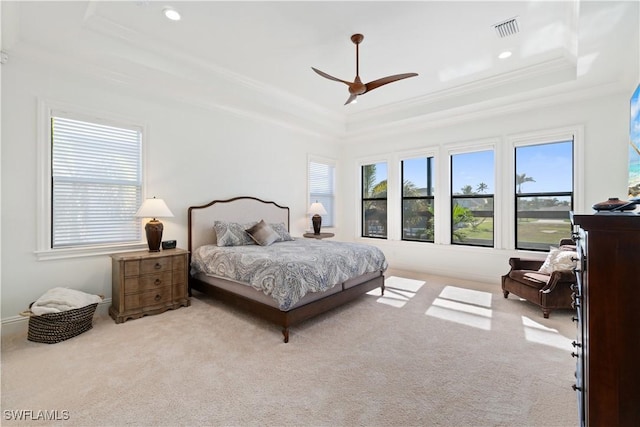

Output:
xmin=346 ymin=53 xmax=578 ymax=134
xmin=79 ymin=10 xmax=345 ymax=138
xmin=343 ymin=80 xmax=627 ymax=144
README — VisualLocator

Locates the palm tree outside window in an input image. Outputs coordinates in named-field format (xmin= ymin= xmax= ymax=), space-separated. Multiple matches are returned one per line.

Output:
xmin=514 ymin=140 xmax=574 ymax=250
xmin=362 ymin=162 xmax=387 ymax=238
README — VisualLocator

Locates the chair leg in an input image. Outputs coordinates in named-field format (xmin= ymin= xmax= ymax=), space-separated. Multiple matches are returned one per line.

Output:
xmin=503 ymin=290 xmax=509 ymax=298
xmin=542 ymin=308 xmax=550 ymax=318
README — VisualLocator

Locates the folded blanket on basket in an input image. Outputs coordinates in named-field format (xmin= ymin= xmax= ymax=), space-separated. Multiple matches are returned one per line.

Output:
xmin=31 ymin=287 xmax=102 ymax=316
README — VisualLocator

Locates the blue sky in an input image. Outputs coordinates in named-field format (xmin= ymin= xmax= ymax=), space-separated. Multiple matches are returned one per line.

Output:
xmin=372 ymin=141 xmax=574 ymax=194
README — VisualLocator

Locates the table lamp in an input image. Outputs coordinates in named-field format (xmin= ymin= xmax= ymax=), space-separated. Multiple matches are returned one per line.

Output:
xmin=135 ymin=197 xmax=174 ymax=252
xmin=308 ymin=201 xmax=328 ymax=235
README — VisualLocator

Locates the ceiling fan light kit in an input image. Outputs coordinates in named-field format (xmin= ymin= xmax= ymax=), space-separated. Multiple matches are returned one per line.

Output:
xmin=312 ymin=33 xmax=418 ymax=105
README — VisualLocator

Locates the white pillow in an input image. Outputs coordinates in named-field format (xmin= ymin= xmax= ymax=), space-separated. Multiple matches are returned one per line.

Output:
xmin=538 ymin=247 xmax=578 ymax=274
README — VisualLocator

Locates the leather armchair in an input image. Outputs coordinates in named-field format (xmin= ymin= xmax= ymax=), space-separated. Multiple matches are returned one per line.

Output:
xmin=501 ymin=240 xmax=577 ymax=318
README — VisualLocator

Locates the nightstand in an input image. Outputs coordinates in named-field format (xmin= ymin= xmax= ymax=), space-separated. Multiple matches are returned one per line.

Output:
xmin=303 ymin=232 xmax=335 ymax=239
xmin=109 ymin=248 xmax=190 ymax=323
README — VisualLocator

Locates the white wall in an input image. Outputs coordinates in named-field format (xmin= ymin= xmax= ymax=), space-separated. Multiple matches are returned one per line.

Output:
xmin=2 ymin=5 xmax=638 ymax=330
xmin=0 ymin=54 xmax=339 ymax=323
xmin=337 ymin=86 xmax=636 ymax=284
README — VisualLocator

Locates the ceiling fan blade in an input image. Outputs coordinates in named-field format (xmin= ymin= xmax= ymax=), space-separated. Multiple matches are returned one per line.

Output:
xmin=311 ymin=67 xmax=352 ymax=86
xmin=344 ymin=94 xmax=358 ymax=105
xmin=364 ymin=73 xmax=418 ymax=93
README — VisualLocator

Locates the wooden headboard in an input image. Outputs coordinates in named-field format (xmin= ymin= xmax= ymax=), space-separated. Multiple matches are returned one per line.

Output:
xmin=187 ymin=196 xmax=290 ymax=255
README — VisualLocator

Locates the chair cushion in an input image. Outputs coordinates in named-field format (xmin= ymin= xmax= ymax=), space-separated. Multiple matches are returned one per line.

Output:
xmin=508 ymin=270 xmax=550 ymax=290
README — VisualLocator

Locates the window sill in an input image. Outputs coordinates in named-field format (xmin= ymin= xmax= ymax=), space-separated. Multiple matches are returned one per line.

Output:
xmin=35 ymin=243 xmax=148 ymax=261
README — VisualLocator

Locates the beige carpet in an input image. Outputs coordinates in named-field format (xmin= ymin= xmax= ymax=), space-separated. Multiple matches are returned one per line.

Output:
xmin=1 ymin=269 xmax=577 ymax=426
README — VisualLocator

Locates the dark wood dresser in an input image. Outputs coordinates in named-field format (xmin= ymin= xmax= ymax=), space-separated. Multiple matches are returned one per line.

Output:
xmin=571 ymin=213 xmax=640 ymax=426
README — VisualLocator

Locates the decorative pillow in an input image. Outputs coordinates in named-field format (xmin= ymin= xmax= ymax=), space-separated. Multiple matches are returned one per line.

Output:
xmin=246 ymin=220 xmax=279 ymax=246
xmin=213 ymin=220 xmax=256 ymax=247
xmin=538 ymin=247 xmax=578 ymax=274
xmin=270 ymin=222 xmax=293 ymax=242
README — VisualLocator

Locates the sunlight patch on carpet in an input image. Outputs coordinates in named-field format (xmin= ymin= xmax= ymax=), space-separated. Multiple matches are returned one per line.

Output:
xmin=369 ymin=276 xmax=425 ymax=308
xmin=521 ymin=316 xmax=573 ymax=351
xmin=426 ymin=286 xmax=493 ymax=330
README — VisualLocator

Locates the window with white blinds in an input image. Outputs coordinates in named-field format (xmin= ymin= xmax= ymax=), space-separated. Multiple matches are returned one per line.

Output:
xmin=51 ymin=115 xmax=143 ymax=248
xmin=308 ymin=159 xmax=335 ymax=227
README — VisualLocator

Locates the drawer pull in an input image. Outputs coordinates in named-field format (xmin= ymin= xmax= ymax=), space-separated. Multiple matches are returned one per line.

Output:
xmin=154 ymin=263 xmax=162 ymax=270
xmin=572 ymin=316 xmax=579 ymax=323
xmin=155 ymin=294 xmax=161 ymax=301
xmin=154 ymin=279 xmax=162 ymax=286
xmin=572 ymin=384 xmax=581 ymax=392
xmin=572 ymin=340 xmax=582 ymax=348
xmin=571 ymin=352 xmax=579 ymax=358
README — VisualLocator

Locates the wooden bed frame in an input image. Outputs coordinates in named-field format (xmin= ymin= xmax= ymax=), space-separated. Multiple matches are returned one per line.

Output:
xmin=187 ymin=196 xmax=385 ymax=343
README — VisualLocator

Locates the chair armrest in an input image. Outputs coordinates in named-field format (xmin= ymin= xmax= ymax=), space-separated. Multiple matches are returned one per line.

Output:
xmin=509 ymin=257 xmax=544 ymax=271
xmin=541 ymin=269 xmax=577 ymax=293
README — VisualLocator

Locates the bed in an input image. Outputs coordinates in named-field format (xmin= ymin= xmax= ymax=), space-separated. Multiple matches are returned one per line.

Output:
xmin=188 ymin=196 xmax=387 ymax=342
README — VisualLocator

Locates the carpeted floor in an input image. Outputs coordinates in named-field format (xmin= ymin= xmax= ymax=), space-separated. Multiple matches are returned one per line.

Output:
xmin=1 ymin=270 xmax=577 ymax=426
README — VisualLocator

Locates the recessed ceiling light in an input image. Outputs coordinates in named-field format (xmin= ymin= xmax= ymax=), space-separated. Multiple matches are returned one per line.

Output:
xmin=163 ymin=7 xmax=181 ymax=21
xmin=498 ymin=51 xmax=512 ymax=59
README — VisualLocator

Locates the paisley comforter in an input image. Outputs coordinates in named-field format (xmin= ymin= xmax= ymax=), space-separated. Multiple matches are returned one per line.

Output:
xmin=191 ymin=239 xmax=388 ymax=310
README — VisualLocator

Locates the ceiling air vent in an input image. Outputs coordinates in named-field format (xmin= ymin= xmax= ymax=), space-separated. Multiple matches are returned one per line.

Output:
xmin=494 ymin=17 xmax=520 ymax=38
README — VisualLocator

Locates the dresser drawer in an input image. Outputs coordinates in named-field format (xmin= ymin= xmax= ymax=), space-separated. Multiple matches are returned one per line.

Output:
xmin=172 ymin=255 xmax=186 ymax=271
xmin=172 ymin=268 xmax=186 ymax=285
xmin=173 ymin=282 xmax=187 ymax=300
xmin=124 ymin=257 xmax=172 ymax=276
xmin=140 ymin=257 xmax=172 ymax=274
xmin=124 ymin=286 xmax=173 ymax=310
xmin=124 ymin=271 xmax=173 ymax=294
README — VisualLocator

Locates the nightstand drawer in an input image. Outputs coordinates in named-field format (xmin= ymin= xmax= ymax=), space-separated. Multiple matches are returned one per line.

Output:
xmin=172 ymin=269 xmax=186 ymax=285
xmin=124 ymin=272 xmax=173 ymax=294
xmin=172 ymin=255 xmax=186 ymax=271
xmin=124 ymin=258 xmax=172 ymax=276
xmin=139 ymin=257 xmax=172 ymax=274
xmin=173 ymin=283 xmax=187 ymax=300
xmin=124 ymin=286 xmax=173 ymax=310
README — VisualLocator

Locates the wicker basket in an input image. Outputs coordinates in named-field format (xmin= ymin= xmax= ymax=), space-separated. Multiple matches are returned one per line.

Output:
xmin=23 ymin=302 xmax=99 ymax=344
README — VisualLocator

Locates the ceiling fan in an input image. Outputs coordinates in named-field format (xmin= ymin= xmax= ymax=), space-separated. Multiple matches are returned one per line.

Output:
xmin=312 ymin=33 xmax=418 ymax=105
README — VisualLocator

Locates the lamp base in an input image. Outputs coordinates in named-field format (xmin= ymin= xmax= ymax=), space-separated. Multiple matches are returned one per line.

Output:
xmin=312 ymin=214 xmax=322 ymax=235
xmin=145 ymin=219 xmax=164 ymax=252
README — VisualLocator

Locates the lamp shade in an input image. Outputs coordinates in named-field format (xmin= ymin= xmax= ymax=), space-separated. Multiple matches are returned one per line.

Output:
xmin=308 ymin=202 xmax=327 ymax=216
xmin=135 ymin=197 xmax=174 ymax=219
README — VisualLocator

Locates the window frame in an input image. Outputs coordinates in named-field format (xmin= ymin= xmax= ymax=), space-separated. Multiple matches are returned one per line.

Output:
xmin=511 ymin=135 xmax=577 ymax=251
xmin=36 ymin=99 xmax=148 ymax=260
xmin=449 ymin=146 xmax=496 ymax=248
xmin=401 ymin=156 xmax=435 ymax=243
xmin=307 ymin=156 xmax=336 ymax=229
xmin=360 ymin=160 xmax=389 ymax=239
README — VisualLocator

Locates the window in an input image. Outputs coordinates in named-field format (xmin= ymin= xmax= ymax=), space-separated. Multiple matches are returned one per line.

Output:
xmin=515 ymin=140 xmax=573 ymax=250
xmin=401 ymin=157 xmax=434 ymax=242
xmin=451 ymin=150 xmax=495 ymax=247
xmin=362 ymin=162 xmax=387 ymax=238
xmin=48 ymin=112 xmax=143 ymax=250
xmin=308 ymin=159 xmax=335 ymax=227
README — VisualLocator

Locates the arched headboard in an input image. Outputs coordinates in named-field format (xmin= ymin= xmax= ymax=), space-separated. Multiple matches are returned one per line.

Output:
xmin=187 ymin=196 xmax=290 ymax=255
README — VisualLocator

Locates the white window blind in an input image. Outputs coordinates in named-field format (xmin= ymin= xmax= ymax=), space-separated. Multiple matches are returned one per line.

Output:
xmin=51 ymin=115 xmax=142 ymax=248
xmin=309 ymin=160 xmax=335 ymax=227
